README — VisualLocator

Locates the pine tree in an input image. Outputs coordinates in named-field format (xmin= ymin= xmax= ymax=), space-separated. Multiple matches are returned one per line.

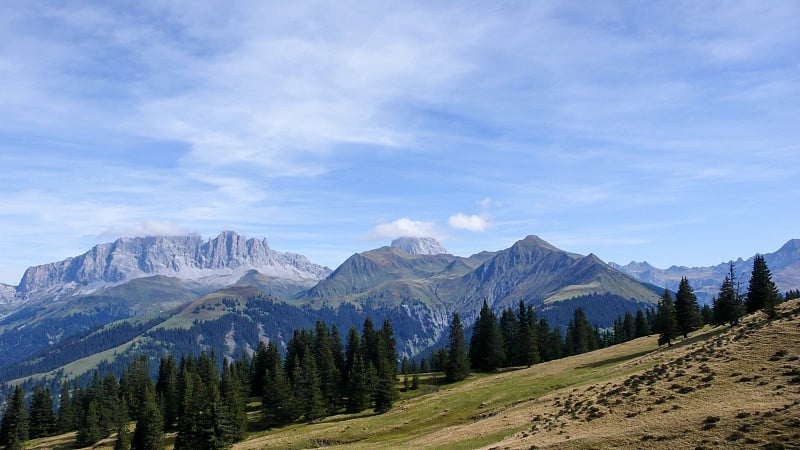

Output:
xmin=155 ymin=355 xmax=179 ymax=430
xmin=714 ymin=263 xmax=744 ymax=326
xmin=622 ymin=312 xmax=635 ymax=342
xmin=419 ymin=358 xmax=430 ymax=374
xmin=445 ymin=313 xmax=470 ymax=382
xmin=373 ymin=320 xmax=399 ymax=413
xmin=296 ymin=351 xmax=325 ymax=421
xmin=56 ymin=380 xmax=74 ymax=433
xmin=746 ymin=254 xmax=782 ymax=318
xmin=113 ymin=399 xmax=131 ymax=450
xmin=76 ymin=400 xmax=102 ymax=448
xmin=701 ymin=304 xmax=714 ymax=324
xmin=251 ymin=340 xmax=269 ymax=397
xmin=219 ymin=362 xmax=246 ymax=444
xmin=28 ymin=385 xmax=55 ymax=438
xmin=499 ymin=307 xmax=518 ymax=366
xmin=313 ymin=321 xmax=341 ymax=413
xmin=0 ymin=385 xmax=29 ymax=449
xmin=675 ymin=277 xmax=702 ymax=338
xmin=131 ymin=386 xmax=164 ymax=450
xmin=634 ymin=310 xmax=651 ymax=337
xmin=344 ymin=353 xmax=369 ymax=413
xmin=566 ymin=307 xmax=596 ymax=355
xmin=656 ymin=290 xmax=678 ymax=346
xmin=401 ymin=356 xmax=410 ymax=391
xmin=263 ymin=363 xmax=296 ymax=426
xmin=469 ymin=300 xmax=506 ymax=371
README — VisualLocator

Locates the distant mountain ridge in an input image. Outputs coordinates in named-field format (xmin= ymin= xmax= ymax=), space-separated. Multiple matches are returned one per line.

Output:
xmin=611 ymin=239 xmax=800 ymax=303
xmin=8 ymin=231 xmax=331 ymax=304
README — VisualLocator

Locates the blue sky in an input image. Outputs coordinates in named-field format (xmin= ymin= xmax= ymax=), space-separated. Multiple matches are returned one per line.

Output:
xmin=1 ymin=1 xmax=799 ymax=284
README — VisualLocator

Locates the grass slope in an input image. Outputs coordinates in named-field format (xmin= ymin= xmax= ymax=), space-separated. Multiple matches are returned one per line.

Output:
xmin=25 ymin=300 xmax=800 ymax=449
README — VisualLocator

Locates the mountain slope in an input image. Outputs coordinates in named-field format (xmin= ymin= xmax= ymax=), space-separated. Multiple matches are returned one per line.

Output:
xmin=612 ymin=238 xmax=800 ymax=303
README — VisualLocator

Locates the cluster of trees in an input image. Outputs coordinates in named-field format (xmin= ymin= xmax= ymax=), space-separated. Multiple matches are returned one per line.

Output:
xmin=440 ymin=300 xmax=657 ymax=381
xmin=656 ymin=256 xmax=785 ymax=346
xmin=0 ymin=317 xmax=400 ymax=450
xmin=786 ymin=289 xmax=800 ymax=301
xmin=255 ymin=317 xmax=398 ymax=427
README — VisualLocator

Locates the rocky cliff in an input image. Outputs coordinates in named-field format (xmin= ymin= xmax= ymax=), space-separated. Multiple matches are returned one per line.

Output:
xmin=15 ymin=231 xmax=331 ymax=301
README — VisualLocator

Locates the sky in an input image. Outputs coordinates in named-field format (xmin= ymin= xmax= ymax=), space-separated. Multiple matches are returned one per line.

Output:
xmin=1 ymin=1 xmax=799 ymax=285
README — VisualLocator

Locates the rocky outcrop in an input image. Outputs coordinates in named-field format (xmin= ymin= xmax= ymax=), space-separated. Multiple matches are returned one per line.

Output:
xmin=0 ymin=283 xmax=15 ymax=304
xmin=390 ymin=237 xmax=448 ymax=255
xmin=16 ymin=231 xmax=331 ymax=301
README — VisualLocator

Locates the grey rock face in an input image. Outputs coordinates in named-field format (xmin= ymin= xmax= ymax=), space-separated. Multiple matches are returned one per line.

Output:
xmin=16 ymin=231 xmax=331 ymax=301
xmin=390 ymin=237 xmax=448 ymax=255
xmin=0 ymin=283 xmax=15 ymax=304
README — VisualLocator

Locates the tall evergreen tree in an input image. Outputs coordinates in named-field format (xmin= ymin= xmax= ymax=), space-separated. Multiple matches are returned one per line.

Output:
xmin=656 ymin=290 xmax=678 ymax=346
xmin=28 ymin=385 xmax=55 ymax=438
xmin=76 ymin=400 xmax=102 ymax=448
xmin=469 ymin=300 xmax=506 ymax=371
xmin=262 ymin=363 xmax=296 ymax=426
xmin=113 ymin=399 xmax=131 ymax=450
xmin=675 ymin=277 xmax=702 ymax=338
xmin=634 ymin=310 xmax=651 ymax=337
xmin=296 ymin=351 xmax=325 ymax=421
xmin=445 ymin=313 xmax=470 ymax=382
xmin=566 ymin=307 xmax=596 ymax=355
xmin=344 ymin=352 xmax=369 ymax=413
xmin=250 ymin=341 xmax=270 ymax=397
xmin=714 ymin=263 xmax=744 ymax=326
xmin=622 ymin=312 xmax=635 ymax=342
xmin=56 ymin=380 xmax=74 ymax=433
xmin=701 ymin=304 xmax=714 ymax=325
xmin=131 ymin=386 xmax=164 ymax=450
xmin=746 ymin=254 xmax=782 ymax=318
xmin=156 ymin=354 xmax=179 ymax=430
xmin=219 ymin=362 xmax=246 ymax=444
xmin=373 ymin=320 xmax=399 ymax=413
xmin=0 ymin=385 xmax=29 ymax=449
xmin=499 ymin=307 xmax=518 ymax=366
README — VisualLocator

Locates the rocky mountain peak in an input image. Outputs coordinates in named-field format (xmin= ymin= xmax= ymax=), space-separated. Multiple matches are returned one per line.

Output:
xmin=15 ymin=231 xmax=330 ymax=302
xmin=390 ymin=237 xmax=448 ymax=255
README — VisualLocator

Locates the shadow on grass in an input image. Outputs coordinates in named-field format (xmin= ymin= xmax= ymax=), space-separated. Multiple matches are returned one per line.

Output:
xmin=578 ymin=349 xmax=654 ymax=369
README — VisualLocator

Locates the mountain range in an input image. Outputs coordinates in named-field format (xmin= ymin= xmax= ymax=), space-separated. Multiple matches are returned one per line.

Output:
xmin=0 ymin=231 xmax=796 ymax=391
xmin=610 ymin=239 xmax=800 ymax=303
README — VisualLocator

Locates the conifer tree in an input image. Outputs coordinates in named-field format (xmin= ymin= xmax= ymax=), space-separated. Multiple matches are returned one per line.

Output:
xmin=499 ymin=307 xmax=518 ymax=366
xmin=344 ymin=353 xmax=369 ymax=413
xmin=714 ymin=263 xmax=744 ymax=326
xmin=656 ymin=290 xmax=678 ymax=346
xmin=373 ymin=320 xmax=399 ymax=413
xmin=56 ymin=380 xmax=74 ymax=433
xmin=675 ymin=277 xmax=702 ymax=338
xmin=566 ymin=307 xmax=596 ymax=355
xmin=156 ymin=354 xmax=179 ymax=430
xmin=76 ymin=400 xmax=102 ymax=448
xmin=131 ymin=386 xmax=164 ymax=450
xmin=313 ymin=321 xmax=341 ymax=413
xmin=263 ymin=363 xmax=296 ymax=426
xmin=746 ymin=254 xmax=782 ymax=318
xmin=401 ymin=356 xmax=410 ymax=391
xmin=445 ymin=312 xmax=470 ymax=382
xmin=113 ymin=399 xmax=131 ymax=450
xmin=296 ymin=351 xmax=325 ymax=421
xmin=0 ymin=385 xmax=29 ymax=449
xmin=634 ymin=310 xmax=651 ymax=337
xmin=701 ymin=304 xmax=714 ymax=324
xmin=419 ymin=358 xmax=430 ymax=373
xmin=250 ymin=340 xmax=269 ymax=397
xmin=469 ymin=300 xmax=506 ymax=371
xmin=219 ymin=362 xmax=246 ymax=444
xmin=622 ymin=311 xmax=635 ymax=342
xmin=28 ymin=385 xmax=55 ymax=438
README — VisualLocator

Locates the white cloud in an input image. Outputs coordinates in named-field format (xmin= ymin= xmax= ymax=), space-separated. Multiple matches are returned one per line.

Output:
xmin=363 ymin=218 xmax=440 ymax=240
xmin=98 ymin=221 xmax=191 ymax=239
xmin=448 ymin=213 xmax=490 ymax=232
